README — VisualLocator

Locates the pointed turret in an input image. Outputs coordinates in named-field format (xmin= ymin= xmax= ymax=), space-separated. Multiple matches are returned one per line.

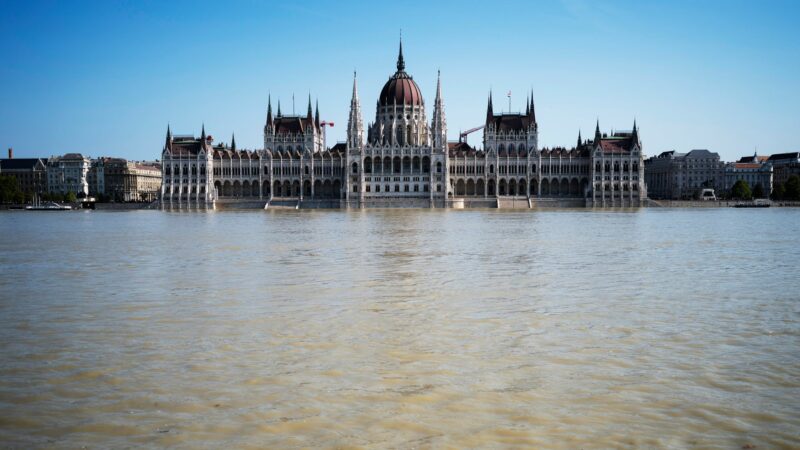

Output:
xmin=201 ymin=123 xmax=206 ymax=140
xmin=314 ymin=99 xmax=320 ymax=129
xmin=577 ymin=130 xmax=582 ymax=148
xmin=529 ymin=91 xmax=536 ymax=124
xmin=526 ymin=94 xmax=530 ymax=116
xmin=266 ymin=95 xmax=273 ymax=127
xmin=231 ymin=133 xmax=236 ymax=151
xmin=486 ymin=91 xmax=494 ymax=124
xmin=165 ymin=123 xmax=172 ymax=150
xmin=347 ymin=71 xmax=364 ymax=148
xmin=432 ymin=70 xmax=447 ymax=149
xmin=306 ymin=94 xmax=313 ymax=122
xmin=631 ymin=119 xmax=638 ymax=143
xmin=277 ymin=101 xmax=281 ymax=117
xmin=397 ymin=38 xmax=405 ymax=72
xmin=595 ymin=119 xmax=601 ymax=141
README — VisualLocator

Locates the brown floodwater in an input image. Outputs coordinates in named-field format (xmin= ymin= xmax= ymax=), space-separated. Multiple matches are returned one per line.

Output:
xmin=0 ymin=208 xmax=798 ymax=448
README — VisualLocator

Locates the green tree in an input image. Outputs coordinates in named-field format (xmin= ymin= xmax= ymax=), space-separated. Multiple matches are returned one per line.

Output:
xmin=0 ymin=175 xmax=22 ymax=203
xmin=753 ymin=183 xmax=764 ymax=199
xmin=786 ymin=175 xmax=800 ymax=201
xmin=65 ymin=191 xmax=77 ymax=203
xmin=771 ymin=182 xmax=785 ymax=200
xmin=731 ymin=179 xmax=752 ymax=200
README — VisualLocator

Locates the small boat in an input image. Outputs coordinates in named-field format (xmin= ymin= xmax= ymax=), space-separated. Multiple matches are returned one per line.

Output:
xmin=25 ymin=202 xmax=72 ymax=211
xmin=25 ymin=204 xmax=73 ymax=211
xmin=24 ymin=194 xmax=73 ymax=211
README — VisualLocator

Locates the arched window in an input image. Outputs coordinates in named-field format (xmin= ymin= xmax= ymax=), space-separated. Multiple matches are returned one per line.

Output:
xmin=352 ymin=162 xmax=358 ymax=174
xmin=305 ymin=165 xmax=309 ymax=175
xmin=490 ymin=164 xmax=495 ymax=174
xmin=436 ymin=161 xmax=442 ymax=173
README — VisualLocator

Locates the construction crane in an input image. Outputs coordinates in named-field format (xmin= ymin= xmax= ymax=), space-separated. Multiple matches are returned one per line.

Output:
xmin=459 ymin=125 xmax=484 ymax=144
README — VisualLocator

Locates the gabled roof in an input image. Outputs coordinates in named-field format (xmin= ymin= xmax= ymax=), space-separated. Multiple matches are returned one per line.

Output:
xmin=448 ymin=141 xmax=480 ymax=157
xmin=167 ymin=136 xmax=210 ymax=157
xmin=0 ymin=158 xmax=46 ymax=170
xmin=488 ymin=113 xmax=534 ymax=133
xmin=737 ymin=155 xmax=769 ymax=163
xmin=685 ymin=149 xmax=719 ymax=159
xmin=273 ymin=116 xmax=316 ymax=135
xmin=596 ymin=133 xmax=638 ymax=154
xmin=767 ymin=152 xmax=800 ymax=161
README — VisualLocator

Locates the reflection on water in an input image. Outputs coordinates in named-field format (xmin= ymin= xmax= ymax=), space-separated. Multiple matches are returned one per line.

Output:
xmin=1 ymin=209 xmax=799 ymax=448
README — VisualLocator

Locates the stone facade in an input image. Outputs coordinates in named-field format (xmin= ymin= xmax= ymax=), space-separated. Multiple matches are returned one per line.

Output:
xmin=0 ymin=150 xmax=47 ymax=194
xmin=91 ymin=157 xmax=161 ymax=201
xmin=644 ymin=149 xmax=724 ymax=199
xmin=47 ymin=153 xmax=91 ymax=196
xmin=768 ymin=152 xmax=800 ymax=186
xmin=723 ymin=155 xmax=773 ymax=197
xmin=161 ymin=43 xmax=646 ymax=209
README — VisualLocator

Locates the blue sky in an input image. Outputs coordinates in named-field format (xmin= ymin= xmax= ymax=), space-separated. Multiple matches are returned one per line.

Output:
xmin=1 ymin=0 xmax=798 ymax=162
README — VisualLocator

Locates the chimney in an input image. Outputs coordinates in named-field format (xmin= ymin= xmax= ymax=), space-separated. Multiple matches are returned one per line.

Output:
xmin=7 ymin=148 xmax=12 ymax=159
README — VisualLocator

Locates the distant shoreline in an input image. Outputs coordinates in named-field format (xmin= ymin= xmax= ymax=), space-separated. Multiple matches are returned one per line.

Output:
xmin=3 ymin=199 xmax=800 ymax=211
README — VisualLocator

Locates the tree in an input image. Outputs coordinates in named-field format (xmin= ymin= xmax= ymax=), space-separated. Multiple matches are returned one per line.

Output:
xmin=771 ymin=182 xmax=785 ymax=200
xmin=753 ymin=183 xmax=764 ymax=199
xmin=65 ymin=191 xmax=77 ymax=203
xmin=731 ymin=179 xmax=752 ymax=200
xmin=786 ymin=175 xmax=800 ymax=201
xmin=0 ymin=175 xmax=22 ymax=203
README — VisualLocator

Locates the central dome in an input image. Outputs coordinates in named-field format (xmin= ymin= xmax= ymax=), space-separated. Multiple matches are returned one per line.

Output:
xmin=378 ymin=41 xmax=424 ymax=107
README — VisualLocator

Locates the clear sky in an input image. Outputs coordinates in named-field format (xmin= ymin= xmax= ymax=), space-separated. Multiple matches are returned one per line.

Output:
xmin=1 ymin=0 xmax=798 ymax=162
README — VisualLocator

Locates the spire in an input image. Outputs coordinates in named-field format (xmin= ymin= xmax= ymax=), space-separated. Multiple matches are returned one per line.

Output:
xmin=307 ymin=94 xmax=313 ymax=121
xmin=486 ymin=90 xmax=494 ymax=124
xmin=530 ymin=91 xmax=536 ymax=123
xmin=277 ymin=100 xmax=281 ymax=117
xmin=397 ymin=37 xmax=405 ymax=72
xmin=577 ymin=130 xmax=582 ymax=148
xmin=267 ymin=95 xmax=273 ymax=126
xmin=315 ymin=99 xmax=320 ymax=128
xmin=432 ymin=70 xmax=447 ymax=149
xmin=231 ymin=133 xmax=236 ymax=151
xmin=165 ymin=124 xmax=172 ymax=150
xmin=632 ymin=119 xmax=638 ymax=141
xmin=435 ymin=70 xmax=442 ymax=102
xmin=352 ymin=70 xmax=359 ymax=102
xmin=201 ymin=123 xmax=206 ymax=140
xmin=347 ymin=70 xmax=364 ymax=148
xmin=526 ymin=94 xmax=530 ymax=115
xmin=595 ymin=119 xmax=601 ymax=141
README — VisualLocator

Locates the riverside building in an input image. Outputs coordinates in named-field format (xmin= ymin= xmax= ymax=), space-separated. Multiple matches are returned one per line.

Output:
xmin=161 ymin=42 xmax=647 ymax=209
xmin=0 ymin=149 xmax=47 ymax=195
xmin=46 ymin=153 xmax=91 ymax=197
xmin=89 ymin=158 xmax=162 ymax=202
xmin=644 ymin=149 xmax=724 ymax=199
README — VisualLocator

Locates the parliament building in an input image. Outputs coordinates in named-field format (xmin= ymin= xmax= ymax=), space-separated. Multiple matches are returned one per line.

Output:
xmin=161 ymin=42 xmax=646 ymax=209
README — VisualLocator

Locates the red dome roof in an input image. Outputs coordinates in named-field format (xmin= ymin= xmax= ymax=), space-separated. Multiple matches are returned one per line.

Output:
xmin=379 ymin=74 xmax=423 ymax=107
xmin=378 ymin=40 xmax=424 ymax=107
